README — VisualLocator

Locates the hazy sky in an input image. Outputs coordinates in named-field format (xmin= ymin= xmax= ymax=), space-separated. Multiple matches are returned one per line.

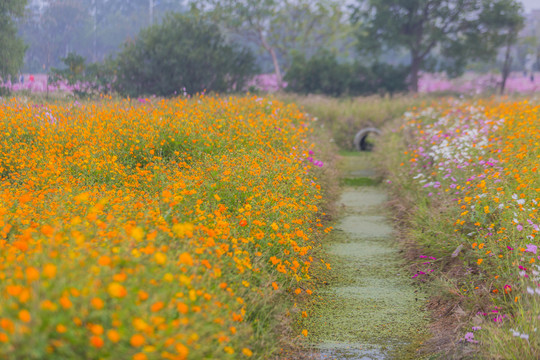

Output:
xmin=521 ymin=0 xmax=539 ymax=13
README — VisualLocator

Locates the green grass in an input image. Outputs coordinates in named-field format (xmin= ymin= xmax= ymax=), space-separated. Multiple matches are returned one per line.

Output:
xmin=279 ymin=94 xmax=428 ymax=151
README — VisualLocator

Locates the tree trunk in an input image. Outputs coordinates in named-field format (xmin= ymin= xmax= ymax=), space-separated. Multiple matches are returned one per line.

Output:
xmin=500 ymin=38 xmax=513 ymax=95
xmin=259 ymin=30 xmax=283 ymax=89
xmin=410 ymin=54 xmax=421 ymax=93
xmin=268 ymin=46 xmax=283 ymax=90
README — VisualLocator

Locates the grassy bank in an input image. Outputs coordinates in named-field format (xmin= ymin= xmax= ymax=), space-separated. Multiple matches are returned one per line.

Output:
xmin=278 ymin=94 xmax=428 ymax=151
xmin=378 ymin=99 xmax=540 ymax=358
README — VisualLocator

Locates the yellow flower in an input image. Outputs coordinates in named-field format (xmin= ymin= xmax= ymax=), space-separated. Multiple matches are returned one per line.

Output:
xmin=154 ymin=252 xmax=167 ymax=265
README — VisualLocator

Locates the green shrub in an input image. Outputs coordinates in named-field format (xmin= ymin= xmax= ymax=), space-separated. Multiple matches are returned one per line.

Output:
xmin=114 ymin=13 xmax=257 ymax=97
xmin=285 ymin=50 xmax=409 ymax=97
xmin=49 ymin=53 xmax=115 ymax=98
xmin=349 ymin=62 xmax=409 ymax=96
xmin=285 ymin=50 xmax=352 ymax=97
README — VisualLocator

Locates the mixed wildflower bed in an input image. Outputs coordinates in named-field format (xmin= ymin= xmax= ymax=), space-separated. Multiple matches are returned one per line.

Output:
xmin=0 ymin=96 xmax=330 ymax=359
xmin=388 ymin=99 xmax=540 ymax=356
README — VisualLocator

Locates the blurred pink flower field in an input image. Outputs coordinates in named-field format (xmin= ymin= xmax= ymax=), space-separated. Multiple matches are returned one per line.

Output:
xmin=250 ymin=72 xmax=540 ymax=94
xmin=246 ymin=73 xmax=287 ymax=93
xmin=3 ymin=72 xmax=540 ymax=95
xmin=418 ymin=72 xmax=540 ymax=94
xmin=1 ymin=74 xmax=73 ymax=93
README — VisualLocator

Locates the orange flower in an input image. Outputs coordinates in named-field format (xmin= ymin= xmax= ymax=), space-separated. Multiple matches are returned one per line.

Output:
xmin=177 ymin=302 xmax=189 ymax=314
xmin=43 ymin=264 xmax=57 ymax=279
xmin=18 ymin=310 xmax=31 ymax=323
xmin=107 ymin=329 xmax=121 ymax=343
xmin=108 ymin=283 xmax=127 ymax=298
xmin=98 ymin=256 xmax=112 ymax=267
xmin=25 ymin=267 xmax=40 ymax=282
xmin=60 ymin=296 xmax=72 ymax=309
xmin=90 ymin=336 xmax=104 ymax=348
xmin=175 ymin=343 xmax=189 ymax=359
xmin=56 ymin=324 xmax=67 ymax=333
xmin=138 ymin=290 xmax=149 ymax=301
xmin=130 ymin=334 xmax=145 ymax=347
xmin=178 ymin=252 xmax=193 ymax=266
xmin=90 ymin=324 xmax=104 ymax=335
xmin=133 ymin=353 xmax=147 ymax=360
xmin=40 ymin=225 xmax=54 ymax=237
xmin=91 ymin=297 xmax=104 ymax=310
xmin=151 ymin=301 xmax=164 ymax=312
xmin=242 ymin=348 xmax=253 ymax=357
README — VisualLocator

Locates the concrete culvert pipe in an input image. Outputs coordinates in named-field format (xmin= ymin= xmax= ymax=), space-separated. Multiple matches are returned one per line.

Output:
xmin=354 ymin=127 xmax=382 ymax=151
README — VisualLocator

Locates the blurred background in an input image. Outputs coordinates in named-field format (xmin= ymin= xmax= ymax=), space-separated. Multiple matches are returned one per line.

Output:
xmin=1 ymin=0 xmax=540 ymax=96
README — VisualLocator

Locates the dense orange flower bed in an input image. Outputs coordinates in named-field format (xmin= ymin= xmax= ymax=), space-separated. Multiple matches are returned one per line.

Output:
xmin=0 ymin=96 xmax=329 ymax=359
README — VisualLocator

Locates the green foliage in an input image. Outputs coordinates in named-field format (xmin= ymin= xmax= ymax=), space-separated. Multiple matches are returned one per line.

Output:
xmin=0 ymin=0 xmax=27 ymax=81
xmin=285 ymin=50 xmax=408 ymax=97
xmin=113 ymin=13 xmax=256 ymax=97
xmin=49 ymin=53 xmax=115 ymax=98
xmin=351 ymin=0 xmax=526 ymax=91
xmin=285 ymin=50 xmax=351 ymax=97
xmin=350 ymin=62 xmax=409 ymax=96
xmin=478 ymin=0 xmax=524 ymax=93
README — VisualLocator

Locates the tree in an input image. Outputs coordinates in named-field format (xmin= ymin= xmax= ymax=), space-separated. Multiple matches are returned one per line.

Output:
xmin=19 ymin=0 xmax=187 ymax=72
xmin=114 ymin=13 xmax=257 ymax=97
xmin=478 ymin=0 xmax=524 ymax=94
xmin=285 ymin=50 xmax=409 ymax=96
xmin=0 ymin=0 xmax=27 ymax=81
xmin=352 ymin=0 xmax=526 ymax=92
xmin=193 ymin=0 xmax=349 ymax=89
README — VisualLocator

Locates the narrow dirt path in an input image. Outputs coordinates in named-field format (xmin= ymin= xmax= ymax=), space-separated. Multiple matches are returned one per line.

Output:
xmin=307 ymin=153 xmax=429 ymax=360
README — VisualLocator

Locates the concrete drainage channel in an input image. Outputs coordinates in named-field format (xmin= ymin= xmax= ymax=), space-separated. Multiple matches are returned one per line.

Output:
xmin=307 ymin=153 xmax=429 ymax=360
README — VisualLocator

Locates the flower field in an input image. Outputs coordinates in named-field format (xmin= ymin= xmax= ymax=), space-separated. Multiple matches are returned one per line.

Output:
xmin=387 ymin=99 xmax=540 ymax=356
xmin=0 ymin=96 xmax=330 ymax=359
xmin=418 ymin=72 xmax=540 ymax=94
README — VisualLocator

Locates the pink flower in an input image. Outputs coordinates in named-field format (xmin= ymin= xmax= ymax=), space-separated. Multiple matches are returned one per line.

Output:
xmin=526 ymin=244 xmax=537 ymax=254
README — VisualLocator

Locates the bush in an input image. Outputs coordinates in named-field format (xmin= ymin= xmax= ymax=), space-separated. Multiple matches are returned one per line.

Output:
xmin=285 ymin=50 xmax=352 ymax=97
xmin=285 ymin=50 xmax=409 ymax=97
xmin=114 ymin=13 xmax=257 ymax=97
xmin=49 ymin=53 xmax=115 ymax=98
xmin=350 ymin=62 xmax=409 ymax=96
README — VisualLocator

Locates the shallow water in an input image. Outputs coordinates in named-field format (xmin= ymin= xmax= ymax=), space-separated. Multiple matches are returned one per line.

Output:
xmin=307 ymin=154 xmax=428 ymax=360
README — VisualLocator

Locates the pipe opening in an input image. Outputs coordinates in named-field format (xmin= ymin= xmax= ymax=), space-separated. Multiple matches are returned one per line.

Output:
xmin=353 ymin=127 xmax=382 ymax=151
